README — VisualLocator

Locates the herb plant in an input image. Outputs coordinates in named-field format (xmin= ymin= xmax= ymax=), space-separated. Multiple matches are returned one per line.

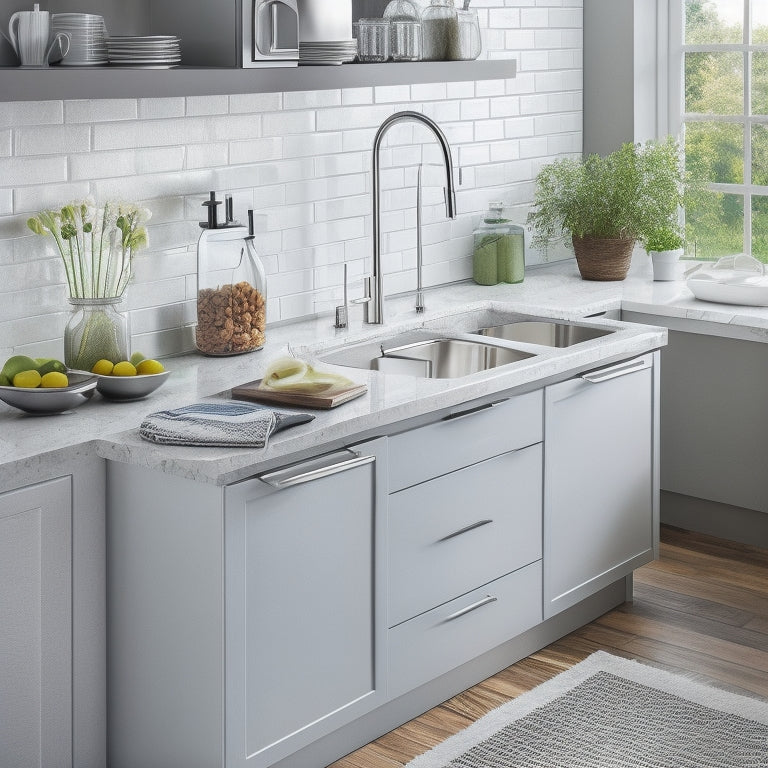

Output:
xmin=527 ymin=137 xmax=697 ymax=253
xmin=645 ymin=226 xmax=685 ymax=253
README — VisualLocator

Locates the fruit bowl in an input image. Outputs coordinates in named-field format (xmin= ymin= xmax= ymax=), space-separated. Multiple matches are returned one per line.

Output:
xmin=0 ymin=372 xmax=98 ymax=415
xmin=95 ymin=370 xmax=171 ymax=402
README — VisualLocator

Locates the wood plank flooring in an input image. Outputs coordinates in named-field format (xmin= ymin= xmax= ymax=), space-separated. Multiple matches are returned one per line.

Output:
xmin=329 ymin=525 xmax=768 ymax=768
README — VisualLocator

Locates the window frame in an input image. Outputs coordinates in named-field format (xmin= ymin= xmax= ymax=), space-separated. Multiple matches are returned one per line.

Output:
xmin=666 ymin=0 xmax=768 ymax=257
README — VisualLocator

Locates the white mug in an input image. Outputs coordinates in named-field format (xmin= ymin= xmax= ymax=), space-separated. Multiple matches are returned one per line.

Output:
xmin=5 ymin=4 xmax=70 ymax=67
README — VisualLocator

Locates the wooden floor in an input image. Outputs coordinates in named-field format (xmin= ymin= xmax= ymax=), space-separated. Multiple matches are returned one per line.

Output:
xmin=330 ymin=525 xmax=768 ymax=768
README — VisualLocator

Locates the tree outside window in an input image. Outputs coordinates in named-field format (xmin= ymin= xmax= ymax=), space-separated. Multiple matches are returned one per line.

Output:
xmin=682 ymin=0 xmax=768 ymax=260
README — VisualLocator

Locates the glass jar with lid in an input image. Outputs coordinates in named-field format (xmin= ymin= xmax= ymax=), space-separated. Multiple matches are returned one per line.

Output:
xmin=383 ymin=0 xmax=422 ymax=61
xmin=421 ymin=0 xmax=460 ymax=61
xmin=472 ymin=202 xmax=525 ymax=285
xmin=196 ymin=194 xmax=267 ymax=356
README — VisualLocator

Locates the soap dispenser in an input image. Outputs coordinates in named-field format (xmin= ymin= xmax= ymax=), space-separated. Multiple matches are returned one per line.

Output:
xmin=195 ymin=192 xmax=267 ymax=356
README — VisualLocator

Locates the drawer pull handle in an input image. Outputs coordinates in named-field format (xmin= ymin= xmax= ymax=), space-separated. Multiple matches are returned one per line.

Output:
xmin=443 ymin=398 xmax=508 ymax=422
xmin=443 ymin=595 xmax=498 ymax=623
xmin=581 ymin=358 xmax=648 ymax=384
xmin=259 ymin=450 xmax=375 ymax=489
xmin=437 ymin=519 xmax=493 ymax=543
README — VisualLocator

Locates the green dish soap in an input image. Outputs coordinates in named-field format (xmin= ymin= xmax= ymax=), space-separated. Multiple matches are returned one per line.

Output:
xmin=472 ymin=203 xmax=525 ymax=285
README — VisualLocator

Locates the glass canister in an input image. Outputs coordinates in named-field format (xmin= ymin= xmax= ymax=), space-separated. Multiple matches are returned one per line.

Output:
xmin=354 ymin=18 xmax=390 ymax=62
xmin=196 ymin=197 xmax=267 ymax=357
xmin=472 ymin=203 xmax=525 ymax=286
xmin=65 ymin=297 xmax=130 ymax=371
xmin=383 ymin=0 xmax=421 ymax=61
xmin=456 ymin=9 xmax=481 ymax=60
xmin=421 ymin=0 xmax=460 ymax=61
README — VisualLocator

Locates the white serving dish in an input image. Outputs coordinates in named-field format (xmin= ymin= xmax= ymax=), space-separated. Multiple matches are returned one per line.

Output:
xmin=95 ymin=370 xmax=170 ymax=401
xmin=686 ymin=254 xmax=768 ymax=306
xmin=0 ymin=372 xmax=97 ymax=414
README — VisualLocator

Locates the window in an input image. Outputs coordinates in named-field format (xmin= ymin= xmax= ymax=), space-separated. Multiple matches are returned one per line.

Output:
xmin=670 ymin=0 xmax=768 ymax=260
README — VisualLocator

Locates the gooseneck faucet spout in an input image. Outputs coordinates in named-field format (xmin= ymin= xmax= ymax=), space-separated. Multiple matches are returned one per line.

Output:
xmin=366 ymin=111 xmax=458 ymax=324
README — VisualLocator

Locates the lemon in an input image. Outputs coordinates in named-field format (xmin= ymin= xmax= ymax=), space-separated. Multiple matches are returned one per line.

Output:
xmin=136 ymin=359 xmax=165 ymax=375
xmin=41 ymin=371 xmax=69 ymax=388
xmin=92 ymin=359 xmax=115 ymax=376
xmin=13 ymin=369 xmax=42 ymax=388
xmin=112 ymin=361 xmax=137 ymax=377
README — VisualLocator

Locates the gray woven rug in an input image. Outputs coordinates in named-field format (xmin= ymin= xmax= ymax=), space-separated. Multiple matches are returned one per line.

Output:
xmin=406 ymin=651 xmax=768 ymax=768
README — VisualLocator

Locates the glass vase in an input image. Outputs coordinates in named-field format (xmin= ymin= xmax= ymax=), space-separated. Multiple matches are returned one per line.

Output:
xmin=65 ymin=297 xmax=130 ymax=372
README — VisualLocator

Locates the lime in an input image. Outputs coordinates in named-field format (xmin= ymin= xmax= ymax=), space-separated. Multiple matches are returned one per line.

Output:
xmin=36 ymin=359 xmax=67 ymax=377
xmin=136 ymin=359 xmax=165 ymax=375
xmin=112 ymin=361 xmax=137 ymax=377
xmin=130 ymin=351 xmax=146 ymax=367
xmin=0 ymin=373 xmax=9 ymax=387
xmin=41 ymin=371 xmax=69 ymax=388
xmin=13 ymin=369 xmax=42 ymax=388
xmin=2 ymin=355 xmax=38 ymax=380
xmin=92 ymin=359 xmax=115 ymax=376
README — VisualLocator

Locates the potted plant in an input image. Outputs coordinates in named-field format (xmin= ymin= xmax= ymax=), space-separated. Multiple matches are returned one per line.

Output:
xmin=644 ymin=225 xmax=685 ymax=281
xmin=527 ymin=138 xmax=690 ymax=281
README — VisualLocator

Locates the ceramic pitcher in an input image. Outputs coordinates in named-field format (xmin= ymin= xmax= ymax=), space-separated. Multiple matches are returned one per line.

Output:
xmin=4 ymin=4 xmax=70 ymax=67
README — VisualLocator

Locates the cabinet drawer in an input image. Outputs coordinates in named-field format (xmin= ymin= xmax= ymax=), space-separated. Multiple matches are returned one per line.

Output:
xmin=388 ymin=444 xmax=542 ymax=627
xmin=388 ymin=390 xmax=542 ymax=492
xmin=388 ymin=562 xmax=542 ymax=699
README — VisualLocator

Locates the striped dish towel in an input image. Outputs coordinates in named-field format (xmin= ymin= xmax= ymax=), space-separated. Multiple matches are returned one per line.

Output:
xmin=139 ymin=400 xmax=314 ymax=448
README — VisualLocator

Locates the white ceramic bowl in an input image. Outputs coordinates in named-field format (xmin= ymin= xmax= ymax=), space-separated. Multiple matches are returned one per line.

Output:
xmin=0 ymin=372 xmax=98 ymax=414
xmin=95 ymin=370 xmax=170 ymax=401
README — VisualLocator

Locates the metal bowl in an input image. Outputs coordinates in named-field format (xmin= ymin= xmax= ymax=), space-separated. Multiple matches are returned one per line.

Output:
xmin=95 ymin=370 xmax=170 ymax=401
xmin=0 ymin=372 xmax=98 ymax=414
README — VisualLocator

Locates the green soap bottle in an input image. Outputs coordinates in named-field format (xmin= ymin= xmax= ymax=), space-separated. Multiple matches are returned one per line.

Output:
xmin=472 ymin=202 xmax=525 ymax=285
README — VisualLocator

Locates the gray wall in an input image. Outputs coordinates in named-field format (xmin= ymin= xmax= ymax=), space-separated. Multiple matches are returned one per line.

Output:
xmin=583 ymin=0 xmax=659 ymax=156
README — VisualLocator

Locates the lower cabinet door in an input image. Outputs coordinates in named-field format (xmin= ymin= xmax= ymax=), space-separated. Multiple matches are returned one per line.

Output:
xmin=388 ymin=562 xmax=542 ymax=699
xmin=224 ymin=439 xmax=387 ymax=768
xmin=0 ymin=477 xmax=72 ymax=768
xmin=544 ymin=354 xmax=657 ymax=618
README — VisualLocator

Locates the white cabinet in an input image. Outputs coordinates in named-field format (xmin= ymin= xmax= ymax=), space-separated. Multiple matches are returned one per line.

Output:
xmin=0 ymin=477 xmax=72 ymax=768
xmin=224 ymin=445 xmax=388 ymax=768
xmin=107 ymin=439 xmax=387 ymax=768
xmin=543 ymin=353 xmax=659 ymax=618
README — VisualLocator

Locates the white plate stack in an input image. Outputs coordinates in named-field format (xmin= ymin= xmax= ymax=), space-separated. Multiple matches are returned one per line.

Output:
xmin=52 ymin=13 xmax=108 ymax=66
xmin=298 ymin=0 xmax=356 ymax=65
xmin=106 ymin=36 xmax=182 ymax=68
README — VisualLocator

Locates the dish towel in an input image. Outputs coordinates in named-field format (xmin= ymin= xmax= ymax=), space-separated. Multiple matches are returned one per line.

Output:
xmin=139 ymin=400 xmax=314 ymax=448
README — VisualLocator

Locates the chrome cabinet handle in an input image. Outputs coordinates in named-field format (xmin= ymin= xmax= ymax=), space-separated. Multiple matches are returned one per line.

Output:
xmin=437 ymin=519 xmax=493 ymax=543
xmin=259 ymin=450 xmax=375 ymax=489
xmin=443 ymin=595 xmax=498 ymax=623
xmin=442 ymin=398 xmax=508 ymax=422
xmin=581 ymin=358 xmax=648 ymax=384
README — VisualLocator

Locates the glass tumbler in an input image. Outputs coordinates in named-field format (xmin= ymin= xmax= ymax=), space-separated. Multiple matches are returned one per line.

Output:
xmin=354 ymin=19 xmax=391 ymax=62
xmin=391 ymin=19 xmax=421 ymax=61
xmin=457 ymin=9 xmax=481 ymax=60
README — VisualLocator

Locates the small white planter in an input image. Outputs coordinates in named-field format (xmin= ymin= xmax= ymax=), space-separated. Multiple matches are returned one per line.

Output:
xmin=649 ymin=248 xmax=683 ymax=281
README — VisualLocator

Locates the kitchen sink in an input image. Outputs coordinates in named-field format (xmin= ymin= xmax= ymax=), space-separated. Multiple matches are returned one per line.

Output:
xmin=319 ymin=334 xmax=536 ymax=379
xmin=474 ymin=321 xmax=614 ymax=347
xmin=380 ymin=338 xmax=535 ymax=379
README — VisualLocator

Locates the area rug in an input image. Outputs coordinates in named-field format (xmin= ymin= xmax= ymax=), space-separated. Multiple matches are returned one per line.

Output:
xmin=405 ymin=651 xmax=768 ymax=768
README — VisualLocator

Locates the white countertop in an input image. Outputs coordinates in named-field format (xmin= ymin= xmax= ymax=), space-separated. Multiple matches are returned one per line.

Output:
xmin=3 ymin=252 xmax=762 ymax=489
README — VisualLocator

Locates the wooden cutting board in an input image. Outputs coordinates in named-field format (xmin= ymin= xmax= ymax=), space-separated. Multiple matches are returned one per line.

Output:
xmin=231 ymin=379 xmax=367 ymax=410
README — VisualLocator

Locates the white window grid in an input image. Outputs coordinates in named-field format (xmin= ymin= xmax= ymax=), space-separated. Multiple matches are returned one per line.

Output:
xmin=667 ymin=0 xmax=768 ymax=255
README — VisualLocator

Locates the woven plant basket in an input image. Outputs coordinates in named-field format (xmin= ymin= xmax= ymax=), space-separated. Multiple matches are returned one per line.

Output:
xmin=572 ymin=235 xmax=635 ymax=281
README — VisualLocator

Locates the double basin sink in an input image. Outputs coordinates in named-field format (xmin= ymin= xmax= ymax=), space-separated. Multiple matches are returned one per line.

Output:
xmin=320 ymin=320 xmax=615 ymax=380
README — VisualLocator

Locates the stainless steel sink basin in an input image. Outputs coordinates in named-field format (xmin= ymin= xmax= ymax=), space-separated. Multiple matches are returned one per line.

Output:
xmin=381 ymin=338 xmax=535 ymax=379
xmin=475 ymin=321 xmax=614 ymax=347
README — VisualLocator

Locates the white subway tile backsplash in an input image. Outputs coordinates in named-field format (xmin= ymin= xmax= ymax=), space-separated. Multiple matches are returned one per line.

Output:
xmin=65 ymin=99 xmax=137 ymax=123
xmin=0 ymin=101 xmax=63 ymax=129
xmin=0 ymin=0 xmax=583 ymax=354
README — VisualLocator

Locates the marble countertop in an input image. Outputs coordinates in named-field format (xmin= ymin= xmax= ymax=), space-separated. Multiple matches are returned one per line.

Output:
xmin=3 ymin=252 xmax=759 ymax=489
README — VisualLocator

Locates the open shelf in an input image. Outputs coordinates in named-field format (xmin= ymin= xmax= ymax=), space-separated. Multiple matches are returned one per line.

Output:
xmin=0 ymin=59 xmax=516 ymax=102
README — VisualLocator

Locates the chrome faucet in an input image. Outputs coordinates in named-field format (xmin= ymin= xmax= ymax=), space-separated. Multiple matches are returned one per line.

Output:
xmin=363 ymin=111 xmax=458 ymax=324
